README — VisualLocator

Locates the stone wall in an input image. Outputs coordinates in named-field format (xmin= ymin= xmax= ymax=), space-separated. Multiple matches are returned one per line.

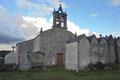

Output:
xmin=107 ymin=37 xmax=116 ymax=65
xmin=33 ymin=35 xmax=40 ymax=53
xmin=98 ymin=38 xmax=109 ymax=64
xmin=4 ymin=51 xmax=18 ymax=65
xmin=16 ymin=39 xmax=33 ymax=70
xmin=65 ymin=42 xmax=78 ymax=71
xmin=78 ymin=35 xmax=90 ymax=70
xmin=16 ymin=27 xmax=120 ymax=71
xmin=39 ymin=28 xmax=76 ymax=66
xmin=31 ymin=35 xmax=43 ymax=66
xmin=116 ymin=38 xmax=120 ymax=65
xmin=89 ymin=36 xmax=99 ymax=64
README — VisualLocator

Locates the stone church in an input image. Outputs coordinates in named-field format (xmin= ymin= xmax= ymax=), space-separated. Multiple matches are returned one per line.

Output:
xmin=15 ymin=5 xmax=76 ymax=70
xmin=11 ymin=5 xmax=120 ymax=71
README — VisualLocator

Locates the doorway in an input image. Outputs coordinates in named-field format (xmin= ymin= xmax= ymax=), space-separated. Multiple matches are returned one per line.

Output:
xmin=56 ymin=53 xmax=63 ymax=66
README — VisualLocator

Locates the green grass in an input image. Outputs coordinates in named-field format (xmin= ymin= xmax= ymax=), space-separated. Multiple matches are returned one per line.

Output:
xmin=0 ymin=67 xmax=120 ymax=80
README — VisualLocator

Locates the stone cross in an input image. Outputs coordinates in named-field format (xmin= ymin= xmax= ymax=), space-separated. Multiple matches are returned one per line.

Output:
xmin=12 ymin=46 xmax=15 ymax=51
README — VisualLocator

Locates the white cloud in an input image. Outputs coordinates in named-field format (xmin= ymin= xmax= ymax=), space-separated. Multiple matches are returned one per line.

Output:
xmin=16 ymin=0 xmax=66 ymax=17
xmin=90 ymin=13 xmax=100 ymax=20
xmin=0 ymin=5 xmax=38 ymax=50
xmin=67 ymin=20 xmax=100 ymax=37
xmin=0 ymin=5 xmax=39 ymax=41
xmin=0 ymin=5 xmax=24 ymax=41
xmin=111 ymin=0 xmax=120 ymax=7
xmin=90 ymin=13 xmax=100 ymax=17
xmin=21 ymin=18 xmax=39 ymax=39
xmin=0 ymin=44 xmax=13 ymax=51
xmin=48 ymin=0 xmax=66 ymax=8
xmin=22 ymin=16 xmax=52 ymax=31
xmin=22 ymin=16 xmax=100 ymax=37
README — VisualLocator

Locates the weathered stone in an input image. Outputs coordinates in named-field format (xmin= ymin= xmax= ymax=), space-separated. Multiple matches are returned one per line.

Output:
xmin=39 ymin=28 xmax=76 ymax=66
xmin=65 ymin=42 xmax=78 ymax=71
xmin=98 ymin=37 xmax=109 ymax=64
xmin=65 ymin=34 xmax=91 ymax=71
xmin=107 ymin=35 xmax=116 ymax=65
xmin=78 ymin=34 xmax=90 ymax=70
xmin=116 ymin=37 xmax=120 ymax=65
xmin=88 ymin=35 xmax=99 ymax=64
xmin=4 ymin=51 xmax=18 ymax=65
xmin=16 ymin=39 xmax=33 ymax=70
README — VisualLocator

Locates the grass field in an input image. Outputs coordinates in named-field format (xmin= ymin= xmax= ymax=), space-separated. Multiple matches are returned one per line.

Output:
xmin=0 ymin=67 xmax=120 ymax=80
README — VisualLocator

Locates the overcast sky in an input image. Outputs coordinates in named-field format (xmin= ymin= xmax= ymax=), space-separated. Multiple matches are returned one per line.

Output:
xmin=0 ymin=0 xmax=120 ymax=50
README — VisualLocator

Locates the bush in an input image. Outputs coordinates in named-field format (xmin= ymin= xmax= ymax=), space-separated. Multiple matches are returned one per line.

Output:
xmin=0 ymin=64 xmax=17 ymax=72
xmin=88 ymin=62 xmax=106 ymax=70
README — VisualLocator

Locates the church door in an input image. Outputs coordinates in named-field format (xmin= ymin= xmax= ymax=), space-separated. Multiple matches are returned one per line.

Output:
xmin=57 ymin=53 xmax=63 ymax=66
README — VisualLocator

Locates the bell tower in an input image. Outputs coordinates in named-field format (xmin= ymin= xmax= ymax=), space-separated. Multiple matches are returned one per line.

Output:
xmin=52 ymin=4 xmax=67 ymax=29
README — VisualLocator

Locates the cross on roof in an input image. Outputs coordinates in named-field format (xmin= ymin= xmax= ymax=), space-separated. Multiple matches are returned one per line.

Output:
xmin=12 ymin=46 xmax=15 ymax=51
xmin=58 ymin=4 xmax=63 ymax=13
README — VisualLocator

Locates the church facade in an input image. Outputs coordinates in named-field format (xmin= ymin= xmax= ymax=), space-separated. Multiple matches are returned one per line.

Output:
xmin=16 ymin=5 xmax=76 ymax=70
xmin=15 ymin=5 xmax=120 ymax=70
